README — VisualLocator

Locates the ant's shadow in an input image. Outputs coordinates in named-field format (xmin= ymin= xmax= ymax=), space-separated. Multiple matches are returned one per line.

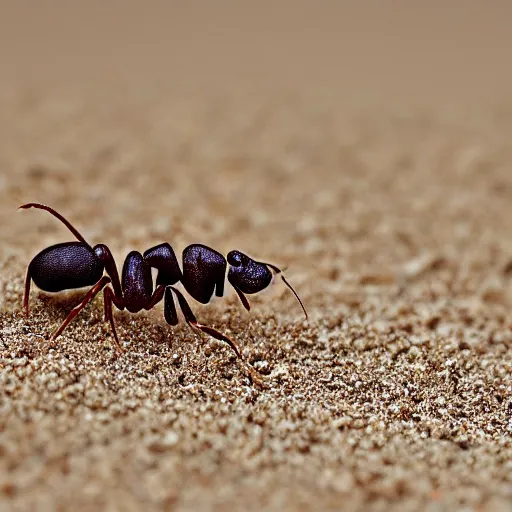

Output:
xmin=35 ymin=290 xmax=101 ymax=317
xmin=34 ymin=289 xmax=256 ymax=334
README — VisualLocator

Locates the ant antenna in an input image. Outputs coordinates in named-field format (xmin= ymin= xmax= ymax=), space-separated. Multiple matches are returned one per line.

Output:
xmin=19 ymin=203 xmax=90 ymax=246
xmin=263 ymin=262 xmax=308 ymax=320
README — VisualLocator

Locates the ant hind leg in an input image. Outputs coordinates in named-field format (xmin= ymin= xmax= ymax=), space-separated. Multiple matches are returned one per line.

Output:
xmin=23 ymin=268 xmax=32 ymax=316
xmin=52 ymin=275 xmax=111 ymax=340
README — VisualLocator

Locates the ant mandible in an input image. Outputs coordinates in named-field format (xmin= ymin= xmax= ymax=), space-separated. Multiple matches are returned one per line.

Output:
xmin=20 ymin=203 xmax=307 ymax=358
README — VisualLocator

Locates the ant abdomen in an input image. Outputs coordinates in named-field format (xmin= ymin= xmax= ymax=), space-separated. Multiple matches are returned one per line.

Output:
xmin=29 ymin=241 xmax=104 ymax=293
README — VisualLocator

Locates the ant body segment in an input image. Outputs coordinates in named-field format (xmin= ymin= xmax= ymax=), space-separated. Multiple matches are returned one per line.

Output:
xmin=20 ymin=203 xmax=307 ymax=358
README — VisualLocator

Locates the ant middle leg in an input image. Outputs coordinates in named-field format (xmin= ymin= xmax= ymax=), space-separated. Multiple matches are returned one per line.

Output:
xmin=103 ymin=286 xmax=125 ymax=353
xmin=145 ymin=285 xmax=166 ymax=311
xmin=52 ymin=275 xmax=112 ymax=340
xmin=102 ymin=284 xmax=164 ymax=353
xmin=164 ymin=286 xmax=241 ymax=358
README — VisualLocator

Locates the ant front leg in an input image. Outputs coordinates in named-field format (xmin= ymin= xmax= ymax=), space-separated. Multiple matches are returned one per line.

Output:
xmin=164 ymin=286 xmax=242 ymax=359
xmin=231 ymin=285 xmax=251 ymax=312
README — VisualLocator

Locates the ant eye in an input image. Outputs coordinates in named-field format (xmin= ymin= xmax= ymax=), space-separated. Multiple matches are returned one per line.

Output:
xmin=227 ymin=251 xmax=243 ymax=267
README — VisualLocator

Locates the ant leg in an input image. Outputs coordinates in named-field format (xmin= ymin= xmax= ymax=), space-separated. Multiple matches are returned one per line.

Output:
xmin=232 ymin=284 xmax=251 ymax=312
xmin=145 ymin=285 xmax=165 ymax=311
xmin=19 ymin=203 xmax=89 ymax=245
xmin=103 ymin=286 xmax=124 ymax=353
xmin=163 ymin=287 xmax=178 ymax=326
xmin=23 ymin=268 xmax=32 ymax=316
xmin=167 ymin=286 xmax=242 ymax=358
xmin=52 ymin=275 xmax=111 ymax=340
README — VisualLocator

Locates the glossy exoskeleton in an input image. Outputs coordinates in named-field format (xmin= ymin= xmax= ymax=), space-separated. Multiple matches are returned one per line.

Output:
xmin=21 ymin=203 xmax=307 ymax=357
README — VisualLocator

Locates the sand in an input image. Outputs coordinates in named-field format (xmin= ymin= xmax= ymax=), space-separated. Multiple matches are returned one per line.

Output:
xmin=1 ymin=3 xmax=512 ymax=511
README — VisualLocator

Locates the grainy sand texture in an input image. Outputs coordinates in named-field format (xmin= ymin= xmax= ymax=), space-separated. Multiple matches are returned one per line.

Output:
xmin=0 ymin=2 xmax=511 ymax=511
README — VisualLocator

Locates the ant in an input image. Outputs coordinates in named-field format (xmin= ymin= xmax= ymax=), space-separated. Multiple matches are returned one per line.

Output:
xmin=20 ymin=203 xmax=307 ymax=358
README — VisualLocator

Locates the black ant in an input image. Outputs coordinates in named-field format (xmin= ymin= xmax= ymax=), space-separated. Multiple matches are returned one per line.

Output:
xmin=20 ymin=203 xmax=307 ymax=358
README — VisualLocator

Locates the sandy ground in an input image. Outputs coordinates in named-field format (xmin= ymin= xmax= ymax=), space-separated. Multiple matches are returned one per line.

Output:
xmin=1 ymin=3 xmax=512 ymax=511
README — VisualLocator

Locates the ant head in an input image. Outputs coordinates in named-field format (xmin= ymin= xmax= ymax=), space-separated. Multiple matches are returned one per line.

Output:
xmin=228 ymin=250 xmax=308 ymax=319
xmin=227 ymin=251 xmax=273 ymax=294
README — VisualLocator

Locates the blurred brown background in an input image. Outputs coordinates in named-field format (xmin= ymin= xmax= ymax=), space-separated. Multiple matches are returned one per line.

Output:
xmin=1 ymin=1 xmax=512 ymax=104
